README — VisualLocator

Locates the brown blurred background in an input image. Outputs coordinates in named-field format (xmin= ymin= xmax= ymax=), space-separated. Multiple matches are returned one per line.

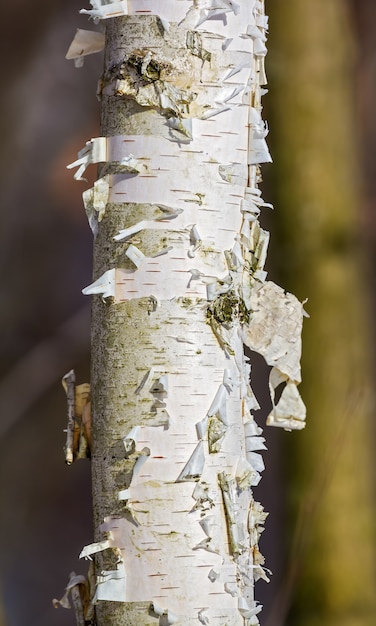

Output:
xmin=0 ymin=1 xmax=375 ymax=625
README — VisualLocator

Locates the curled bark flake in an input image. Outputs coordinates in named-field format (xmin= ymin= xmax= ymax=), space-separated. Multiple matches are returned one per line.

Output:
xmin=53 ymin=570 xmax=93 ymax=625
xmin=62 ymin=370 xmax=91 ymax=464
xmin=208 ymin=415 xmax=227 ymax=453
xmin=62 ymin=370 xmax=76 ymax=465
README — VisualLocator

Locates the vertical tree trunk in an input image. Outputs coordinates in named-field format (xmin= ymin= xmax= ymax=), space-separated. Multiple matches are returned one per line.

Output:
xmin=71 ymin=1 xmax=304 ymax=624
xmin=266 ymin=2 xmax=376 ymax=625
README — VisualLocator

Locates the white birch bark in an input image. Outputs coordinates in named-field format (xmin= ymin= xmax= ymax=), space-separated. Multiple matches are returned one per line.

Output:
xmin=67 ymin=1 xmax=305 ymax=624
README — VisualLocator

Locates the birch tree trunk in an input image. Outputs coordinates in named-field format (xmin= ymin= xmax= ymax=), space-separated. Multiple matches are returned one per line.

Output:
xmin=68 ymin=1 xmax=305 ymax=624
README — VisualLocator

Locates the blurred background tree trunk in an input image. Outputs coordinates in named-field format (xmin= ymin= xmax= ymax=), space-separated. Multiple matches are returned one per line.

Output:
xmin=264 ymin=1 xmax=376 ymax=625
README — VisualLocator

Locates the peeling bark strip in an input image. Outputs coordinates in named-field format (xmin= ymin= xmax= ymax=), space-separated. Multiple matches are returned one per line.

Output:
xmin=62 ymin=370 xmax=91 ymax=463
xmin=67 ymin=1 xmax=305 ymax=624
